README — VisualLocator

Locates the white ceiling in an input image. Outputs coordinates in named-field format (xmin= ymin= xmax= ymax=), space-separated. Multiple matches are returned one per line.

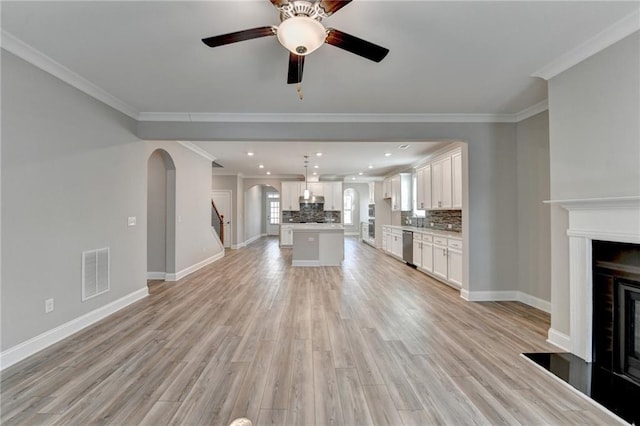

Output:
xmin=2 ymin=1 xmax=639 ymax=179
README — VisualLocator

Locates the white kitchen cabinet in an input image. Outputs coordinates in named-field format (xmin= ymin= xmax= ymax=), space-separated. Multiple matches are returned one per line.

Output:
xmin=421 ymin=235 xmax=433 ymax=273
xmin=413 ymin=234 xmax=422 ymax=267
xmin=416 ymin=164 xmax=432 ymax=211
xmin=383 ymin=178 xmax=392 ymax=199
xmin=432 ymin=236 xmax=448 ymax=280
xmin=431 ymin=157 xmax=452 ymax=209
xmin=280 ymin=225 xmax=293 ymax=246
xmin=390 ymin=173 xmax=412 ymax=211
xmin=361 ymin=222 xmax=369 ymax=241
xmin=448 ymin=239 xmax=463 ymax=287
xmin=391 ymin=229 xmax=403 ymax=258
xmin=281 ymin=182 xmax=302 ymax=211
xmin=323 ymin=182 xmax=343 ymax=211
xmin=452 ymin=151 xmax=462 ymax=209
xmin=382 ymin=226 xmax=391 ymax=252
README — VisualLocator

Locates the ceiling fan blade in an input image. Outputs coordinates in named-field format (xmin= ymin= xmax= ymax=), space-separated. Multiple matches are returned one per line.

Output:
xmin=269 ymin=0 xmax=287 ymax=7
xmin=319 ymin=0 xmax=352 ymax=15
xmin=287 ymin=53 xmax=305 ymax=84
xmin=325 ymin=28 xmax=389 ymax=62
xmin=202 ymin=26 xmax=275 ymax=48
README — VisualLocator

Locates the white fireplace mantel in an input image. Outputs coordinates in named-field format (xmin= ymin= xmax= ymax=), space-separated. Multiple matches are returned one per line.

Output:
xmin=545 ymin=196 xmax=640 ymax=362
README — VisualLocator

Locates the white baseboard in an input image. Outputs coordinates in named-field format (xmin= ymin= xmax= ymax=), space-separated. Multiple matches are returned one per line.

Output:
xmin=165 ymin=250 xmax=225 ymax=282
xmin=231 ymin=233 xmax=266 ymax=250
xmin=0 ymin=287 xmax=149 ymax=371
xmin=460 ymin=290 xmax=551 ymax=313
xmin=146 ymin=271 xmax=166 ymax=280
xmin=547 ymin=328 xmax=571 ymax=352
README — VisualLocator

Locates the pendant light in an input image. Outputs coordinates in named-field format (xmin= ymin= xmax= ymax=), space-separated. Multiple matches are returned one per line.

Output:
xmin=303 ymin=155 xmax=310 ymax=200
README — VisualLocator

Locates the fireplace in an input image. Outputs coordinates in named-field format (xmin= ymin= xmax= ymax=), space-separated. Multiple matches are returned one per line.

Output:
xmin=593 ymin=240 xmax=640 ymax=385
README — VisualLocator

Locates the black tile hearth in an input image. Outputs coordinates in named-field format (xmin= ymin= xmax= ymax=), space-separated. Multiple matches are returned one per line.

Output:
xmin=523 ymin=352 xmax=640 ymax=424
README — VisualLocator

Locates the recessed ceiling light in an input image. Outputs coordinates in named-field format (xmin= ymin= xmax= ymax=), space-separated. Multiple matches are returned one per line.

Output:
xmin=398 ymin=144 xmax=410 ymax=150
xmin=314 ymin=165 xmax=319 ymax=169
xmin=358 ymin=172 xmax=363 ymax=175
xmin=247 ymin=152 xmax=254 ymax=156
xmin=368 ymin=165 xmax=374 ymax=169
xmin=384 ymin=152 xmax=392 ymax=157
xmin=259 ymin=164 xmax=264 ymax=169
xmin=316 ymin=152 xmax=322 ymax=157
xmin=266 ymin=171 xmax=271 ymax=175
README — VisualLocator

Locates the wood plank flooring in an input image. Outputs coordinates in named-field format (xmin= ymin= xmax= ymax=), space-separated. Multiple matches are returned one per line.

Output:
xmin=1 ymin=236 xmax=624 ymax=425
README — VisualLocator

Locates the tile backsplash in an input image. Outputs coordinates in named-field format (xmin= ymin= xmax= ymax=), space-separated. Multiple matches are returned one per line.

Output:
xmin=283 ymin=204 xmax=341 ymax=223
xmin=401 ymin=210 xmax=462 ymax=232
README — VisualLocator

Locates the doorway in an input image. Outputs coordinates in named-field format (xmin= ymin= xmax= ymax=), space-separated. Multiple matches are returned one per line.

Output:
xmin=212 ymin=190 xmax=232 ymax=248
xmin=147 ymin=149 xmax=176 ymax=279
xmin=266 ymin=190 xmax=281 ymax=236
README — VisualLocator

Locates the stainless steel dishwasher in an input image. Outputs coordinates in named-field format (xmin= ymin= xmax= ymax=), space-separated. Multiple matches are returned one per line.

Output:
xmin=402 ymin=230 xmax=414 ymax=265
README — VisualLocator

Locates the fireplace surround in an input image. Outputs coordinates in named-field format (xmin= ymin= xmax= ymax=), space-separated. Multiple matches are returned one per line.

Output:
xmin=546 ymin=196 xmax=640 ymax=362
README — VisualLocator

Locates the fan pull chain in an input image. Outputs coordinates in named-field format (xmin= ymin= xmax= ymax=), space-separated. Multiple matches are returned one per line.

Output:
xmin=296 ymin=83 xmax=303 ymax=100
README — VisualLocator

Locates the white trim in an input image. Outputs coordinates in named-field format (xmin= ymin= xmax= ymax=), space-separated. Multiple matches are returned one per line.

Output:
xmin=460 ymin=290 xmax=551 ymax=313
xmin=146 ymin=271 xmax=166 ymax=280
xmin=519 ymin=354 xmax=630 ymax=426
xmin=532 ymin=9 xmax=640 ymax=80
xmin=514 ymin=100 xmax=548 ymax=122
xmin=544 ymin=196 xmax=640 ymax=210
xmin=547 ymin=328 xmax=571 ymax=352
xmin=0 ymin=287 xmax=148 ymax=371
xmin=1 ymin=30 xmax=139 ymax=119
xmin=165 ymin=251 xmax=225 ymax=282
xmin=137 ymin=109 xmax=550 ymax=124
xmin=292 ymin=260 xmax=321 ymax=267
xmin=231 ymin=234 xmax=266 ymax=249
xmin=177 ymin=141 xmax=217 ymax=162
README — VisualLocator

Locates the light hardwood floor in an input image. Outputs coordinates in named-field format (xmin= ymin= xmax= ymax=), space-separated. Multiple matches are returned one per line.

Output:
xmin=1 ymin=236 xmax=623 ymax=425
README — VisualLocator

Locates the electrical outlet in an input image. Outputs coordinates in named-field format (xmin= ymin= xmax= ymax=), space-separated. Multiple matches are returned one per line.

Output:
xmin=430 ymin=222 xmax=434 ymax=227
xmin=447 ymin=224 xmax=453 ymax=229
xmin=45 ymin=298 xmax=54 ymax=313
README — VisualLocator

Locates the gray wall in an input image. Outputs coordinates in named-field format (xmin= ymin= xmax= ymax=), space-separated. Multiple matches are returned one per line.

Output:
xmin=516 ymin=111 xmax=551 ymax=302
xmin=244 ymin=184 xmax=263 ymax=242
xmin=140 ymin=121 xmax=520 ymax=295
xmin=547 ymin=32 xmax=640 ymax=335
xmin=1 ymin=51 xmax=223 ymax=351
xmin=147 ymin=150 xmax=168 ymax=273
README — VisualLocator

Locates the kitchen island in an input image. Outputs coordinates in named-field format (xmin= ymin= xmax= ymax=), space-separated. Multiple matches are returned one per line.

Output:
xmin=291 ymin=223 xmax=344 ymax=266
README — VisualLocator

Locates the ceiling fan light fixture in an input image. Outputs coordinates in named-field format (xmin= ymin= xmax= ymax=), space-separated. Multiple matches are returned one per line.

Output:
xmin=277 ymin=16 xmax=326 ymax=56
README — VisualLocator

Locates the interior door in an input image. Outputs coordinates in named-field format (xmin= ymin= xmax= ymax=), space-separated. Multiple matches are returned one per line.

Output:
xmin=212 ymin=190 xmax=231 ymax=248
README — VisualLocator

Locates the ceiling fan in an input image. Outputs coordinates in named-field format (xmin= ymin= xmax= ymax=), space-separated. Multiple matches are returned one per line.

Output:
xmin=201 ymin=0 xmax=389 ymax=86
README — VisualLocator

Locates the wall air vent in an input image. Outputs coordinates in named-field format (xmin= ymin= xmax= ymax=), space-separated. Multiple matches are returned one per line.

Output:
xmin=82 ymin=247 xmax=110 ymax=301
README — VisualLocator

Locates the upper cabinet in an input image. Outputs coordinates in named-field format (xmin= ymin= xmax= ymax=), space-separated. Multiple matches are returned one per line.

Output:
xmin=307 ymin=182 xmax=324 ymax=197
xmin=416 ymin=164 xmax=432 ymax=211
xmin=452 ymin=151 xmax=462 ymax=209
xmin=323 ymin=182 xmax=343 ymax=211
xmin=281 ymin=182 xmax=302 ymax=211
xmin=432 ymin=156 xmax=452 ymax=209
xmin=415 ymin=147 xmax=462 ymax=211
xmin=391 ymin=173 xmax=412 ymax=211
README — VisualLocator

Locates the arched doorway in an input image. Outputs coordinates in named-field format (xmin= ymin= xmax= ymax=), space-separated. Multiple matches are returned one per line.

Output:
xmin=147 ymin=149 xmax=176 ymax=280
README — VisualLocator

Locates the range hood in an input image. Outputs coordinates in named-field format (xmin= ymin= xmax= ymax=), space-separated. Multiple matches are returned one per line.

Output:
xmin=299 ymin=195 xmax=325 ymax=204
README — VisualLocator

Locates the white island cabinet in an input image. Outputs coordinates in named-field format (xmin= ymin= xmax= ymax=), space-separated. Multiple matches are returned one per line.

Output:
xmin=291 ymin=224 xmax=344 ymax=266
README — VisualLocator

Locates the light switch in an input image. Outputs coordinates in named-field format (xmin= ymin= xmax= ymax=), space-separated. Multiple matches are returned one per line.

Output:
xmin=177 ymin=215 xmax=183 ymax=223
xmin=128 ymin=216 xmax=137 ymax=226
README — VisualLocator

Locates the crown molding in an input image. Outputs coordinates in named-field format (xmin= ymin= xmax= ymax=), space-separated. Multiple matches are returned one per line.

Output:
xmin=532 ymin=9 xmax=640 ymax=80
xmin=137 ymin=110 xmax=546 ymax=124
xmin=177 ymin=141 xmax=217 ymax=162
xmin=1 ymin=30 xmax=140 ymax=119
xmin=514 ymin=100 xmax=548 ymax=122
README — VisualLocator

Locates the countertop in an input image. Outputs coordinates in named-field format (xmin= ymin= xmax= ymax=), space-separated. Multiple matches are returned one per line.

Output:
xmin=286 ymin=223 xmax=344 ymax=231
xmin=383 ymin=225 xmax=462 ymax=239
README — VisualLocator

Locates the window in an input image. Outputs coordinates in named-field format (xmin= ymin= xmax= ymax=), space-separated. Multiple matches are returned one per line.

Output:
xmin=344 ymin=190 xmax=354 ymax=225
xmin=268 ymin=192 xmax=280 ymax=224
